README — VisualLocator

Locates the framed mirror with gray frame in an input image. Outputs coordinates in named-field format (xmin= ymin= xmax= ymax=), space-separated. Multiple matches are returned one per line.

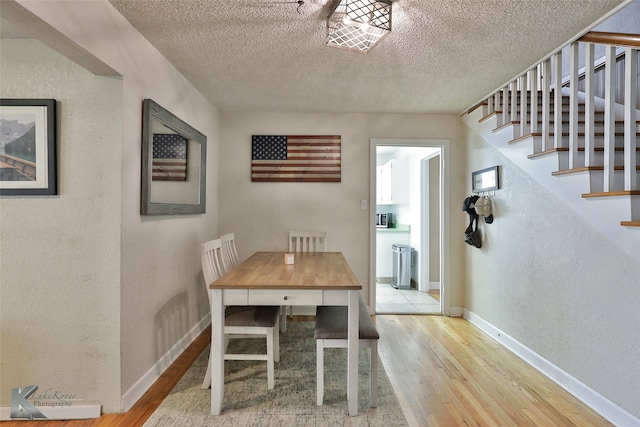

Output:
xmin=141 ymin=99 xmax=206 ymax=215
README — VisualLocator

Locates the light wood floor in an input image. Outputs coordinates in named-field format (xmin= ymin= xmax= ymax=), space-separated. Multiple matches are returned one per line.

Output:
xmin=377 ymin=315 xmax=612 ymax=427
xmin=4 ymin=315 xmax=612 ymax=427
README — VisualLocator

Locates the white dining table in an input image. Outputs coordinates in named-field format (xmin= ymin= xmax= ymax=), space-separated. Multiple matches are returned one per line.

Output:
xmin=208 ymin=251 xmax=363 ymax=416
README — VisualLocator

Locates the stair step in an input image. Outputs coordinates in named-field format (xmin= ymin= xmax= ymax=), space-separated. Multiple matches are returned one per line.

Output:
xmin=467 ymin=103 xmax=484 ymax=115
xmin=509 ymin=133 xmax=541 ymax=144
xmin=526 ymin=119 xmax=637 ymax=125
xmin=582 ymin=190 xmax=640 ymax=198
xmin=508 ymin=132 xmax=640 ymax=151
xmin=527 ymin=148 xmax=568 ymax=159
xmin=503 ymin=106 xmax=592 ymax=114
xmin=481 ymin=114 xmax=638 ymax=127
xmin=479 ymin=112 xmax=501 ymax=123
xmin=507 ymin=132 xmax=640 ymax=146
xmin=577 ymin=147 xmax=640 ymax=152
xmin=621 ymin=221 xmax=640 ymax=227
xmin=492 ymin=121 xmax=520 ymax=132
xmin=552 ymin=166 xmax=640 ymax=176
xmin=527 ymin=131 xmax=636 ymax=137
xmin=551 ymin=132 xmax=638 ymax=137
xmin=552 ymin=167 xmax=602 ymax=176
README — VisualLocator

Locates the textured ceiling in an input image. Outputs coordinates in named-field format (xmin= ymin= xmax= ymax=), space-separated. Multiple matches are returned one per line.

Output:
xmin=106 ymin=0 xmax=628 ymax=114
xmin=3 ymin=0 xmax=629 ymax=114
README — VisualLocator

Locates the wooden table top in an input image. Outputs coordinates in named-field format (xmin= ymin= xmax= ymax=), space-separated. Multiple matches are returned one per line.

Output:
xmin=209 ymin=251 xmax=362 ymax=290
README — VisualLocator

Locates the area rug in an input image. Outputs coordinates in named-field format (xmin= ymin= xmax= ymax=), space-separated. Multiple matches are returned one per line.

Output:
xmin=143 ymin=321 xmax=408 ymax=426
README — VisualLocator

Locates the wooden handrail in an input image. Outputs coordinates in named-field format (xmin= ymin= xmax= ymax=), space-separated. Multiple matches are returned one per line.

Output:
xmin=578 ymin=31 xmax=640 ymax=48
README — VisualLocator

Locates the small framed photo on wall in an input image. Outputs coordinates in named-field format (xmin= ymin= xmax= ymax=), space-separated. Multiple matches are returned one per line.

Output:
xmin=472 ymin=165 xmax=499 ymax=193
xmin=0 ymin=99 xmax=57 ymax=196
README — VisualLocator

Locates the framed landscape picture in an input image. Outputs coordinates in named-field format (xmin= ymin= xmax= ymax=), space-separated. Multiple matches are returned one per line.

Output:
xmin=0 ymin=99 xmax=57 ymax=196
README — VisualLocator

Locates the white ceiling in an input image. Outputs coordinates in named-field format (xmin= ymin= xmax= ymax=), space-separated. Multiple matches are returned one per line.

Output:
xmin=2 ymin=0 xmax=630 ymax=114
xmin=106 ymin=0 xmax=629 ymax=114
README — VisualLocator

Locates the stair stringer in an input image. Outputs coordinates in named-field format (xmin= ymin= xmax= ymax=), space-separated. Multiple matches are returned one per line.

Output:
xmin=462 ymin=108 xmax=640 ymax=265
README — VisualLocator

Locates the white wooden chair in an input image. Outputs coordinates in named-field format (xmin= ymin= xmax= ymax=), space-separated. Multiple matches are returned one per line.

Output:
xmin=288 ymin=230 xmax=327 ymax=253
xmin=220 ymin=232 xmax=239 ymax=270
xmin=201 ymin=238 xmax=280 ymax=390
xmin=281 ymin=231 xmax=328 ymax=331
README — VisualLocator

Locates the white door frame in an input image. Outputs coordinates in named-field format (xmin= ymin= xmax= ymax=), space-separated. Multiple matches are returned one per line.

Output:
xmin=420 ymin=152 xmax=441 ymax=294
xmin=369 ymin=138 xmax=451 ymax=316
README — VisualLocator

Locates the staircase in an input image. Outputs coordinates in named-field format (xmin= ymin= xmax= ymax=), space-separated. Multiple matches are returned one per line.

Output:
xmin=462 ymin=31 xmax=640 ymax=263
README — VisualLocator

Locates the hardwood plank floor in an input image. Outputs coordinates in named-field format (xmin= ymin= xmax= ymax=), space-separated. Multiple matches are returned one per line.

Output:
xmin=376 ymin=315 xmax=612 ymax=427
xmin=4 ymin=316 xmax=613 ymax=426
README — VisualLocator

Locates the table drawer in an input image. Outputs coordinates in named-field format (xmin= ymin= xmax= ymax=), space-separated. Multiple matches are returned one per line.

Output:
xmin=323 ymin=290 xmax=350 ymax=305
xmin=248 ymin=289 xmax=323 ymax=306
xmin=222 ymin=289 xmax=248 ymax=305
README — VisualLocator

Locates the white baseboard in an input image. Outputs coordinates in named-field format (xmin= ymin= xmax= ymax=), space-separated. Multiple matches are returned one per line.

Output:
xmin=463 ymin=308 xmax=640 ymax=427
xmin=121 ymin=314 xmax=211 ymax=412
xmin=429 ymin=281 xmax=440 ymax=290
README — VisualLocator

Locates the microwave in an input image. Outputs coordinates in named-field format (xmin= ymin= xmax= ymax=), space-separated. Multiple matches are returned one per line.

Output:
xmin=376 ymin=213 xmax=390 ymax=228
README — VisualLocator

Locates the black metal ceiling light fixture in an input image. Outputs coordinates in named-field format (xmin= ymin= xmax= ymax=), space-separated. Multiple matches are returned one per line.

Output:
xmin=326 ymin=0 xmax=392 ymax=53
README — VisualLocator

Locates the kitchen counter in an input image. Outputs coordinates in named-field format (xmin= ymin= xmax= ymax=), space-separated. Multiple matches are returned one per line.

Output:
xmin=376 ymin=224 xmax=410 ymax=232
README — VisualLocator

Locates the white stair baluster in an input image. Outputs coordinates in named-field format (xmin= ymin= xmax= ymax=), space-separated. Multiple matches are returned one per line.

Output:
xmin=624 ymin=47 xmax=638 ymax=190
xmin=486 ymin=93 xmax=494 ymax=117
xmin=541 ymin=59 xmax=552 ymax=152
xmin=530 ymin=67 xmax=539 ymax=136
xmin=510 ymin=80 xmax=517 ymax=127
xmin=569 ymin=42 xmax=580 ymax=169
xmin=553 ymin=51 xmax=564 ymax=149
xmin=519 ymin=73 xmax=528 ymax=138
xmin=604 ymin=45 xmax=617 ymax=192
xmin=584 ymin=43 xmax=596 ymax=167
xmin=501 ymin=85 xmax=509 ymax=127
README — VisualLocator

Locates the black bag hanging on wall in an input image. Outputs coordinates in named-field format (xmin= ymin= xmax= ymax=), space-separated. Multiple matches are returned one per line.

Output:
xmin=463 ymin=195 xmax=482 ymax=248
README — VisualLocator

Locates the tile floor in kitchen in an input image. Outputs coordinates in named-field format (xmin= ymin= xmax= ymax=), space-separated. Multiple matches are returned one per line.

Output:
xmin=375 ymin=281 xmax=441 ymax=314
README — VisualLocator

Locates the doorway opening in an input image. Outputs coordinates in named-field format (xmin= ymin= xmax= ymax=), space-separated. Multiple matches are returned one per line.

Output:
xmin=369 ymin=139 xmax=448 ymax=315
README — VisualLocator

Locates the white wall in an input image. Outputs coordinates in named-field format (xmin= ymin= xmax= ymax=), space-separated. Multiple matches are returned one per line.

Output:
xmin=593 ymin=0 xmax=640 ymax=32
xmin=219 ymin=112 xmax=467 ymax=308
xmin=464 ymin=128 xmax=640 ymax=420
xmin=1 ymin=39 xmax=123 ymax=411
xmin=2 ymin=0 xmax=220 ymax=413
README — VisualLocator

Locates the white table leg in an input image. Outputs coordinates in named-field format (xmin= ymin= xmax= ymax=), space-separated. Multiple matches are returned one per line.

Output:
xmin=211 ymin=289 xmax=225 ymax=415
xmin=347 ymin=290 xmax=359 ymax=416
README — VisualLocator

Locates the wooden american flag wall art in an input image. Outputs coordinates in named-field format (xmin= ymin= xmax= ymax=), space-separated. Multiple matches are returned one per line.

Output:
xmin=251 ymin=135 xmax=341 ymax=182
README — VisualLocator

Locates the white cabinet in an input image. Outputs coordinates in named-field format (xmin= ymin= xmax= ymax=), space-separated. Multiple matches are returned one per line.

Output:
xmin=377 ymin=163 xmax=391 ymax=204
xmin=376 ymin=159 xmax=410 ymax=205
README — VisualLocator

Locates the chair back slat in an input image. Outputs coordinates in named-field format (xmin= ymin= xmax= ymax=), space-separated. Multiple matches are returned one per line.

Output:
xmin=288 ymin=231 xmax=327 ymax=252
xmin=201 ymin=239 xmax=226 ymax=302
xmin=220 ymin=232 xmax=239 ymax=270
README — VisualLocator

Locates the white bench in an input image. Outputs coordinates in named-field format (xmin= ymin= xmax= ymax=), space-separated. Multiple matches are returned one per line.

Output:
xmin=314 ymin=296 xmax=380 ymax=407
